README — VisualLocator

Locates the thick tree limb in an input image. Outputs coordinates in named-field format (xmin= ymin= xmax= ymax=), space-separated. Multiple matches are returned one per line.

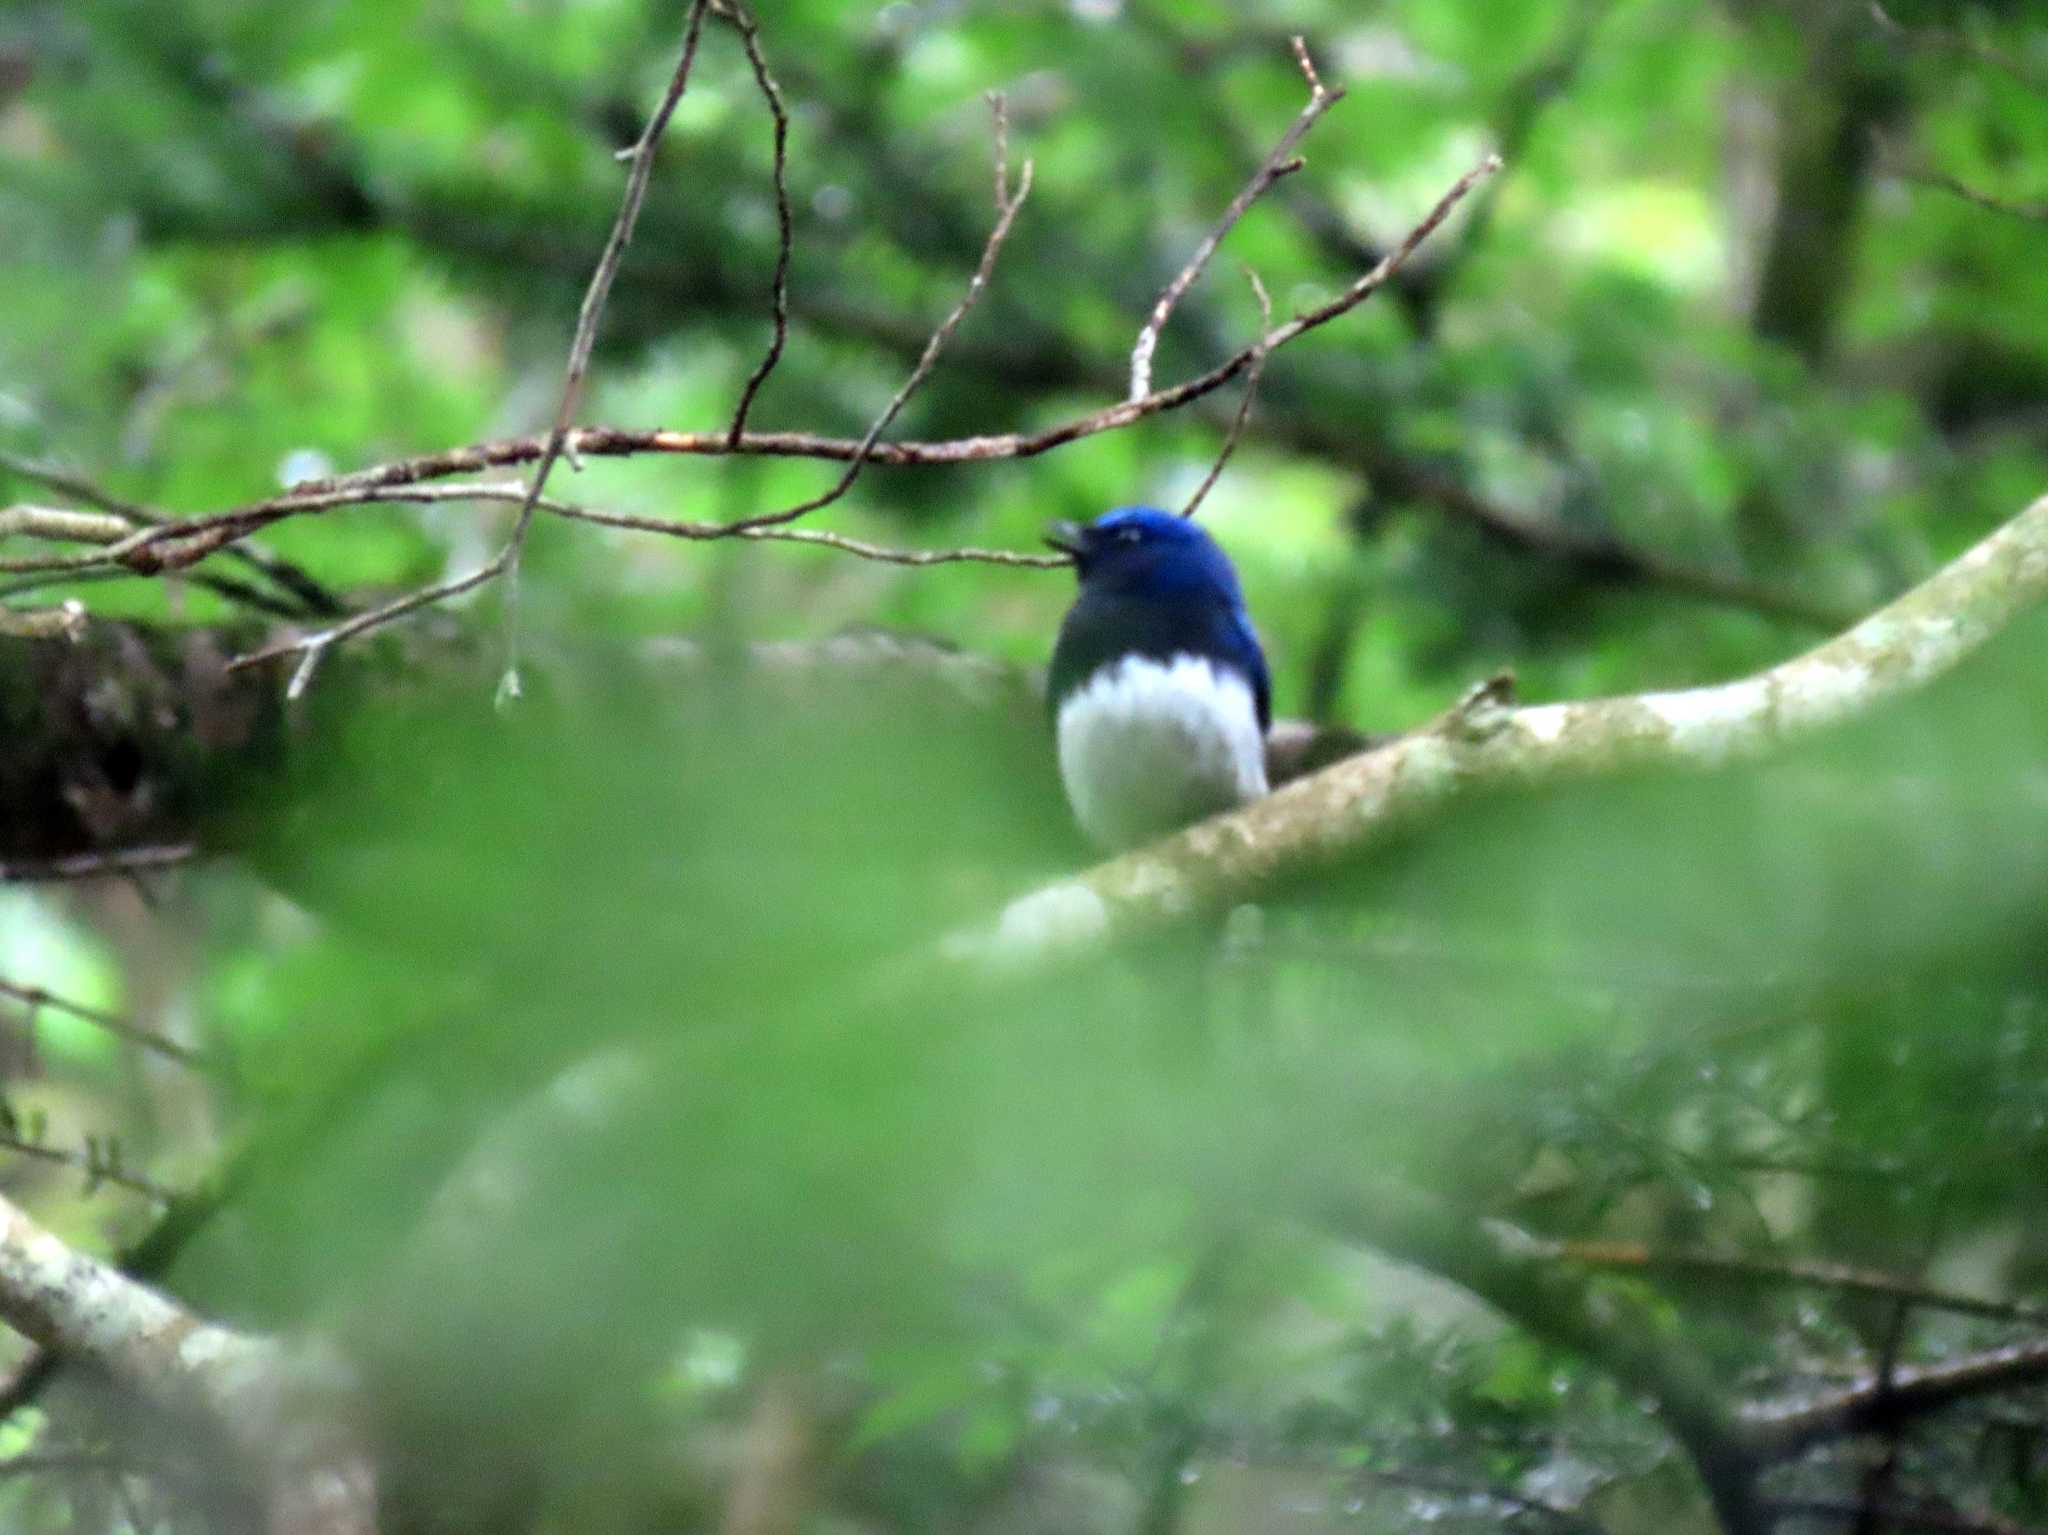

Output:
xmin=970 ymin=491 xmax=2048 ymax=962
xmin=0 ymin=1191 xmax=375 ymax=1535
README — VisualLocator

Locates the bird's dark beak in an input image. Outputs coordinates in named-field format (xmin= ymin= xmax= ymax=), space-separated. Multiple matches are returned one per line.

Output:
xmin=1043 ymin=520 xmax=1086 ymax=559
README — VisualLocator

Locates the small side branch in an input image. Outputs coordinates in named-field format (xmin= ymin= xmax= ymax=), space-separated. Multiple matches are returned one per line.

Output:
xmin=1129 ymin=36 xmax=1343 ymax=401
xmin=499 ymin=0 xmax=714 ymax=634
xmin=714 ymin=96 xmax=1034 ymax=537
xmin=1181 ymin=267 xmax=1272 ymax=518
xmin=1554 ymin=1240 xmax=2048 ymax=1329
xmin=722 ymin=0 xmax=794 ymax=444
xmin=1867 ymin=2 xmax=2046 ymax=92
xmin=1747 ymin=1338 xmax=2048 ymax=1460
xmin=0 ymin=1127 xmax=181 ymax=1204
xmin=0 ymin=844 xmax=196 ymax=885
xmin=0 ymin=978 xmax=211 ymax=1070
xmin=0 ymin=451 xmax=341 ymax=617
xmin=236 ymin=0 xmax=716 ymax=695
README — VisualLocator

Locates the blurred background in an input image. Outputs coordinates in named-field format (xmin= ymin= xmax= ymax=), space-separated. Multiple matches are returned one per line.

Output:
xmin=2 ymin=1 xmax=2048 ymax=1532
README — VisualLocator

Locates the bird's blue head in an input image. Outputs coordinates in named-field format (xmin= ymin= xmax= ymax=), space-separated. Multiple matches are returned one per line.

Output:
xmin=1043 ymin=506 xmax=1247 ymax=605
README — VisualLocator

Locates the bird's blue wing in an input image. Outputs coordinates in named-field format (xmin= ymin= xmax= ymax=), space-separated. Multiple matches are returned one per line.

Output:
xmin=1231 ymin=610 xmax=1272 ymax=731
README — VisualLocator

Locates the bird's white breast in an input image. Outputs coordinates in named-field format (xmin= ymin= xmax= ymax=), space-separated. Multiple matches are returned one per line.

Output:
xmin=1055 ymin=653 xmax=1268 ymax=851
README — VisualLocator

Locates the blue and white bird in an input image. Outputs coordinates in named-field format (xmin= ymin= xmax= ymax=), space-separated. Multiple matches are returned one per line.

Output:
xmin=1044 ymin=507 xmax=1271 ymax=851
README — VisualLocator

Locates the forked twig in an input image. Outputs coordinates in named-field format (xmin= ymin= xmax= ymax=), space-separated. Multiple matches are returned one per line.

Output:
xmin=61 ymin=155 xmax=1494 ymax=610
xmin=0 ymin=450 xmax=341 ymax=616
xmin=135 ymin=118 xmax=1497 ymax=671
xmin=240 ymin=0 xmax=716 ymax=698
xmin=1129 ymin=36 xmax=1343 ymax=401
xmin=712 ymin=95 xmax=1035 ymax=536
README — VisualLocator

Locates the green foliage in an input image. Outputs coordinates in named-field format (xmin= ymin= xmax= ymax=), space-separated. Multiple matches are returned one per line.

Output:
xmin=6 ymin=0 xmax=2048 ymax=1531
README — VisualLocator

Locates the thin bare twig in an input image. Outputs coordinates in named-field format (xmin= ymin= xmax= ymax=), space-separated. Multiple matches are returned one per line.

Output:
xmin=0 ymin=1454 xmax=188 ymax=1482
xmin=70 ymin=155 xmax=1503 ymax=663
xmin=0 ymin=843 xmax=195 ymax=884
xmin=545 ymin=500 xmax=1067 ymax=567
xmin=1556 ymin=1241 xmax=2048 ymax=1328
xmin=234 ymin=2 xmax=715 ymax=697
xmin=1904 ymin=165 xmax=2048 ymax=223
xmin=498 ymin=0 xmax=715 ymax=701
xmin=1182 ymin=267 xmax=1272 ymax=518
xmin=0 ymin=450 xmax=342 ymax=616
xmin=204 ymin=480 xmax=1057 ymax=674
xmin=0 ymin=564 xmax=303 ymax=618
xmin=0 ymin=1129 xmax=181 ymax=1204
xmin=220 ymin=483 xmax=1059 ymax=670
xmin=989 ymin=88 xmax=1010 ymax=208
xmin=39 ymin=161 xmax=1493 ymax=582
xmin=0 ymin=979 xmax=211 ymax=1070
xmin=1129 ymin=36 xmax=1343 ymax=401
xmin=1868 ymin=2 xmax=2047 ymax=92
xmin=722 ymin=0 xmax=794 ymax=445
xmin=715 ymin=97 xmax=1034 ymax=537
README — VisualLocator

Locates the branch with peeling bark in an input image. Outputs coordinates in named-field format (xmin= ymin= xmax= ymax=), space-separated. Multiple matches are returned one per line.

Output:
xmin=971 ymin=490 xmax=2048 ymax=961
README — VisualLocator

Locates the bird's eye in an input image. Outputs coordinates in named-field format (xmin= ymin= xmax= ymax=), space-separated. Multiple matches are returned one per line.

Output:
xmin=1117 ymin=528 xmax=1143 ymax=544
